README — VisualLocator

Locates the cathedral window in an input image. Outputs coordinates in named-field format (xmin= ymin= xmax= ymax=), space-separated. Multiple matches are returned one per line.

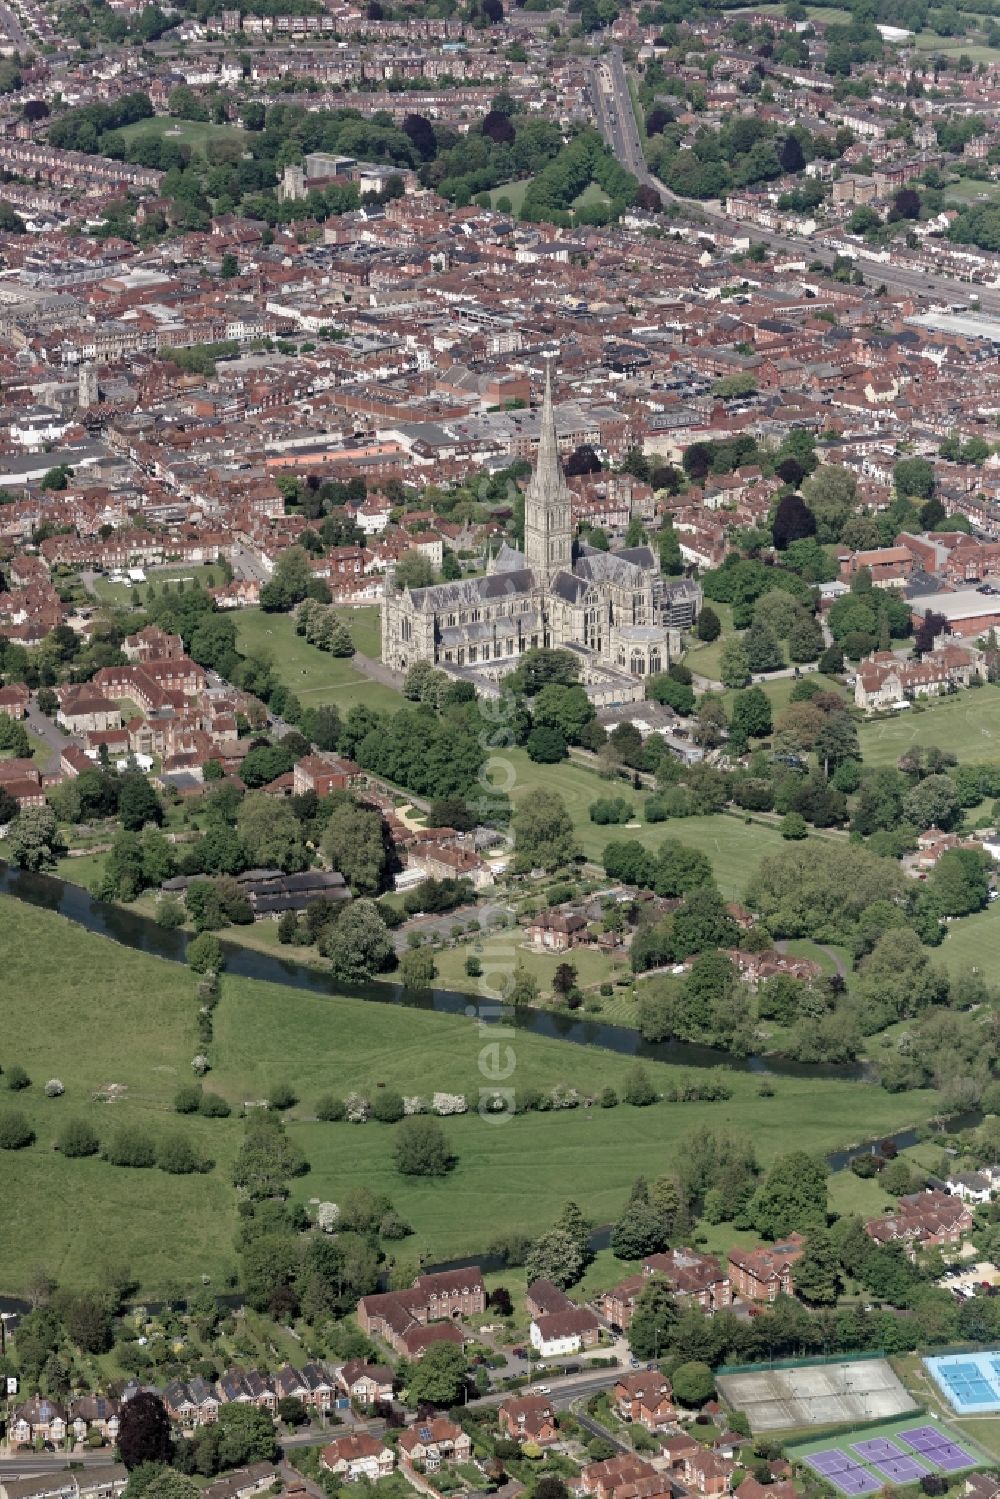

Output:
xmin=469 ymin=645 xmax=477 ymax=662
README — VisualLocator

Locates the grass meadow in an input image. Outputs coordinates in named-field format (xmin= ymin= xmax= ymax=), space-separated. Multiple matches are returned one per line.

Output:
xmin=235 ymin=607 xmax=401 ymax=716
xmin=0 ymin=896 xmax=943 ymax=1293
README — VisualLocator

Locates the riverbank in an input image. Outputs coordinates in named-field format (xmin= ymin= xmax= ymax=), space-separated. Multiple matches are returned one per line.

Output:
xmin=0 ymin=889 xmax=945 ymax=1295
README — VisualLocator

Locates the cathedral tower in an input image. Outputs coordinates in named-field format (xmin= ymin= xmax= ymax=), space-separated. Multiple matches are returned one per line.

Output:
xmin=523 ymin=360 xmax=573 ymax=582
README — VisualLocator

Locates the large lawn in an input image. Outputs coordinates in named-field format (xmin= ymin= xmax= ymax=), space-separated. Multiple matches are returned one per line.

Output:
xmin=857 ymin=685 xmax=1000 ymax=767
xmin=0 ymin=896 xmax=944 ymax=1292
xmin=113 ymin=116 xmax=247 ymax=157
xmin=235 ymin=609 xmax=401 ymax=716
xmin=936 ymin=901 xmax=1000 ymax=975
xmin=84 ymin=565 xmax=224 ymax=607
xmin=506 ymin=748 xmax=790 ymax=898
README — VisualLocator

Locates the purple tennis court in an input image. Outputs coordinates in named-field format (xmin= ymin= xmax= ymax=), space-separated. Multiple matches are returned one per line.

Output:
xmin=900 ymin=1427 xmax=977 ymax=1469
xmin=804 ymin=1454 xmax=882 ymax=1494
xmin=851 ymin=1439 xmax=904 ymax=1461
xmin=868 ymin=1455 xmax=929 ymax=1484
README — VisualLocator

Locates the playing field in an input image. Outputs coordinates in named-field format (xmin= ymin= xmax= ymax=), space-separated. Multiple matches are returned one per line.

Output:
xmin=717 ymin=1357 xmax=917 ymax=1433
xmin=235 ymin=608 xmax=402 ymax=716
xmin=112 ymin=116 xmax=247 ymax=156
xmin=858 ymin=686 xmax=1000 ymax=766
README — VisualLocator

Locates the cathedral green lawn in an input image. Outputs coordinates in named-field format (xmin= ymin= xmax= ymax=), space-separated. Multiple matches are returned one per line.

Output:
xmin=0 ymin=894 xmax=943 ymax=1292
xmin=235 ymin=608 xmax=401 ymax=715
xmin=506 ymin=749 xmax=788 ymax=897
xmin=857 ymin=685 xmax=1000 ymax=766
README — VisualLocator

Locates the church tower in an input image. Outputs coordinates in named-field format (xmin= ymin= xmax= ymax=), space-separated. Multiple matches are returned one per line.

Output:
xmin=523 ymin=360 xmax=573 ymax=582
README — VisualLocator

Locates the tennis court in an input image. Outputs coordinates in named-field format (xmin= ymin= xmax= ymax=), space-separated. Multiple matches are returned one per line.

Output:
xmin=924 ymin=1352 xmax=1000 ymax=1414
xmin=716 ymin=1356 xmax=917 ymax=1433
xmin=790 ymin=1414 xmax=986 ymax=1491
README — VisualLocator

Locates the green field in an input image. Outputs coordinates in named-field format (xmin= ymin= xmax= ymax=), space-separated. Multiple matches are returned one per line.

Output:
xmin=113 ymin=116 xmax=247 ymax=156
xmin=858 ymin=686 xmax=1000 ymax=767
xmin=936 ymin=901 xmax=1000 ymax=975
xmin=506 ymin=748 xmax=791 ymax=897
xmin=85 ymin=565 xmax=223 ymax=606
xmin=912 ymin=29 xmax=1000 ymax=60
xmin=428 ymin=937 xmax=629 ymax=997
xmin=944 ymin=178 xmax=1000 ymax=205
xmin=235 ymin=608 xmax=402 ymax=716
xmin=0 ymin=895 xmax=944 ymax=1293
xmin=488 ymin=179 xmax=532 ymax=212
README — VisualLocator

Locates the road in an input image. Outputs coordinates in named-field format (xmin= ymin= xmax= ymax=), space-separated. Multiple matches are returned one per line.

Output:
xmin=24 ymin=699 xmax=77 ymax=765
xmin=591 ymin=48 xmax=1000 ymax=314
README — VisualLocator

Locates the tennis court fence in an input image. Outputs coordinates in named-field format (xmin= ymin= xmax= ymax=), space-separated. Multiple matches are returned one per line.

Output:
xmin=717 ymin=1351 xmax=888 ymax=1377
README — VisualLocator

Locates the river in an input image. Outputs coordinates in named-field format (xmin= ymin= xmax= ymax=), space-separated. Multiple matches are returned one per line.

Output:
xmin=0 ymin=863 xmax=868 ymax=1081
xmin=0 ymin=863 xmax=978 ymax=1313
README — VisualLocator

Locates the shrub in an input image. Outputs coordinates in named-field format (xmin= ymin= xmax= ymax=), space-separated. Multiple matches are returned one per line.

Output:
xmin=103 ymin=1127 xmax=157 ymax=1168
xmin=316 ymin=1094 xmax=346 ymax=1121
xmin=371 ymin=1089 xmax=405 ymax=1123
xmin=465 ymin=955 xmax=483 ymax=978
xmin=57 ymin=1118 xmax=100 ymax=1158
xmin=174 ymin=1084 xmax=203 ymax=1114
xmin=269 ymin=1082 xmax=297 ymax=1111
xmin=156 ymin=897 xmax=185 ymax=929
xmin=198 ymin=1091 xmax=231 ymax=1118
xmin=623 ymin=1064 xmax=657 ymax=1107
xmin=157 ymin=1132 xmax=207 ymax=1174
xmin=44 ymin=1079 xmax=65 ymax=1097
xmin=599 ymin=1086 xmax=618 ymax=1108
xmin=0 ymin=1110 xmax=35 ymax=1149
xmin=6 ymin=1064 xmax=30 ymax=1091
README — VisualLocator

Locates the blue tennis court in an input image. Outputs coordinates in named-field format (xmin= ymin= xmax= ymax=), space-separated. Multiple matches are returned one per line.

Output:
xmin=924 ymin=1352 xmax=1000 ymax=1414
xmin=804 ymin=1451 xmax=882 ymax=1494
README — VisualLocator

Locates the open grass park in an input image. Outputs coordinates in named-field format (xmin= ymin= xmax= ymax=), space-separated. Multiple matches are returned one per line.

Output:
xmin=83 ymin=564 xmax=224 ymax=607
xmin=857 ymin=683 xmax=1000 ymax=766
xmin=112 ymin=116 xmax=247 ymax=157
xmin=0 ymin=894 xmax=945 ymax=1296
xmin=235 ymin=605 xmax=401 ymax=716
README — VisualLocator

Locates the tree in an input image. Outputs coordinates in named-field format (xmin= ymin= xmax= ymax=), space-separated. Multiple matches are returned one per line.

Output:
xmin=628 ymin=1278 xmax=678 ymax=1359
xmin=527 ymin=723 xmax=567 ymax=763
xmin=719 ymin=639 xmax=751 ymax=688
xmin=403 ymin=112 xmax=437 ymax=160
xmin=215 ymin=1403 xmax=278 ymax=1467
xmin=394 ymin=1115 xmax=453 ymax=1176
xmin=399 ymin=947 xmax=436 ymax=990
xmin=671 ymin=1361 xmax=716 ymax=1408
xmin=903 ymin=774 xmax=960 ymax=831
xmin=525 ymin=1228 xmax=585 ymax=1289
xmin=187 ymin=933 xmax=223 ymax=974
xmin=408 ymin=1342 xmax=468 ymax=1406
xmin=611 ymin=1201 xmax=669 ymax=1259
xmin=752 ymin=1151 xmax=828 ymax=1238
xmin=394 ymin=550 xmax=436 ymax=591
xmin=779 ymin=133 xmax=805 ymax=172
xmin=118 ymin=774 xmax=162 ymax=831
xmin=324 ymin=900 xmax=394 ymax=982
xmin=512 ymin=789 xmax=579 ymax=872
xmin=118 ymin=1393 xmax=173 ymax=1470
xmin=231 ymin=1114 xmax=307 ymax=1200
xmin=801 ymin=465 xmax=857 ymax=543
xmin=623 ymin=1064 xmax=657 ymax=1106
xmin=730 ymin=686 xmax=772 ymax=744
xmin=793 ymin=1229 xmax=842 ymax=1304
xmin=552 ymin=962 xmax=577 ymax=999
xmin=772 ymin=493 xmax=817 ymax=550
xmin=532 ymin=683 xmax=595 ymax=745
xmin=321 ymin=803 xmax=390 ymax=894
xmin=237 ymin=792 xmax=305 ymax=872
xmin=7 ymin=805 xmax=58 ymax=870
xmin=696 ymin=607 xmax=721 ymax=642
xmin=659 ymin=524 xmax=683 ymax=576
xmin=894 ymin=457 xmax=935 ymax=500
xmin=564 ymin=444 xmax=602 ymax=476
xmin=57 ymin=1118 xmax=100 ymax=1158
xmin=744 ymin=619 xmax=784 ymax=673
xmin=781 ymin=811 xmax=808 ymax=840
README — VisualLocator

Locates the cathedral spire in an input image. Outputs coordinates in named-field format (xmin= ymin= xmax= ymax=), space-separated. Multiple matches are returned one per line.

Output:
xmin=523 ymin=355 xmax=573 ymax=582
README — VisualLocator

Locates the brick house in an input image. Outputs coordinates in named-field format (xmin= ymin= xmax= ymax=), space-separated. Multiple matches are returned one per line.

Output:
xmin=398 ymin=1417 xmax=472 ymax=1470
xmin=0 ymin=683 xmax=29 ymax=718
xmin=57 ymin=685 xmax=122 ymax=734
xmin=728 ymin=1236 xmax=806 ymax=1301
xmin=292 ymin=753 xmax=360 ymax=796
xmin=613 ymin=1372 xmax=676 ymax=1430
xmin=527 ymin=909 xmax=589 ymax=951
xmin=498 ymin=1395 xmax=558 ymax=1445
xmin=9 ymin=1397 xmax=68 ymax=1446
xmin=320 ymin=1434 xmax=394 ymax=1482
xmin=336 ymin=1360 xmax=394 ymax=1405
xmin=358 ymin=1267 xmax=484 ymax=1354
xmin=677 ymin=1448 xmax=735 ymax=1497
xmin=865 ymin=1189 xmax=973 ymax=1254
xmin=643 ymin=1249 xmax=732 ymax=1311
xmin=578 ymin=1455 xmax=668 ymax=1499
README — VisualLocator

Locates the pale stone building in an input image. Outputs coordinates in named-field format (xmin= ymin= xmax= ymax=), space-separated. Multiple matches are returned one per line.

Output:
xmin=382 ymin=365 xmax=700 ymax=704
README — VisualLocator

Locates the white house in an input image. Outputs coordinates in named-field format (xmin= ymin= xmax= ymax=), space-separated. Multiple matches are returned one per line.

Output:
xmin=529 ymin=1308 xmax=601 ymax=1358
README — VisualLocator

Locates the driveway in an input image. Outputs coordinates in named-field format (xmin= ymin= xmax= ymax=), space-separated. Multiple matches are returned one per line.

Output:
xmin=25 ymin=699 xmax=77 ymax=765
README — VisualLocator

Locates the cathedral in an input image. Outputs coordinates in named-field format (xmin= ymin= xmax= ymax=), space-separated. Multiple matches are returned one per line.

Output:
xmin=381 ymin=366 xmax=702 ymax=705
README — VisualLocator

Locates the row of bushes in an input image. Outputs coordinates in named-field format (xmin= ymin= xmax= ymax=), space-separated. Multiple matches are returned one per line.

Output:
xmin=0 ymin=1110 xmax=213 ymax=1173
